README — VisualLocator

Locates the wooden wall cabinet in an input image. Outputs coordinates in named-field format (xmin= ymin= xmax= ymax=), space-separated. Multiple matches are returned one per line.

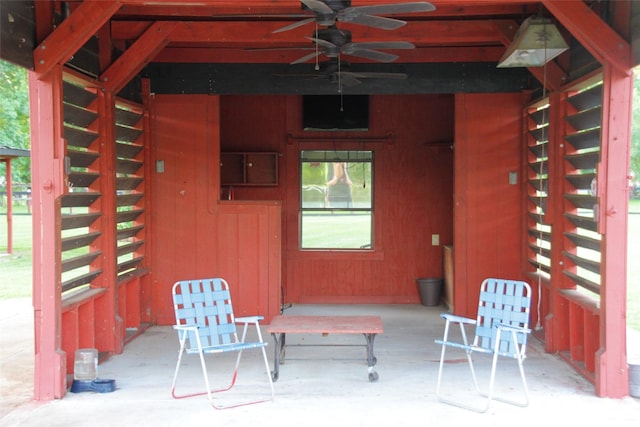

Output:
xmin=220 ymin=152 xmax=278 ymax=186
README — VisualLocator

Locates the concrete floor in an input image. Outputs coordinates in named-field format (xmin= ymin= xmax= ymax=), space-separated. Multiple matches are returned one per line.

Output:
xmin=1 ymin=300 xmax=639 ymax=427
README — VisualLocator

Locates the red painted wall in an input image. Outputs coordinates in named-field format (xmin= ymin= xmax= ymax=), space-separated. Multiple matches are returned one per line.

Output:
xmin=150 ymin=92 xmax=525 ymax=320
xmin=150 ymin=95 xmax=281 ymax=324
xmin=222 ymin=94 xmax=455 ymax=304
xmin=453 ymin=93 xmax=525 ymax=317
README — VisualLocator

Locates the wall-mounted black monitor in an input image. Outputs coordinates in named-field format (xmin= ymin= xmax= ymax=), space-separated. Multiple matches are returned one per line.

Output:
xmin=303 ymin=95 xmax=369 ymax=131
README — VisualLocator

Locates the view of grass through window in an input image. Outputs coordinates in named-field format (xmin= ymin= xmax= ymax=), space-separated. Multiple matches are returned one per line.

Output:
xmin=300 ymin=150 xmax=373 ymax=249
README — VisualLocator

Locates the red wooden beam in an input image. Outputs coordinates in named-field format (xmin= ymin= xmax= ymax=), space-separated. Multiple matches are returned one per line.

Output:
xmin=33 ymin=0 xmax=55 ymax=45
xmin=115 ymin=1 xmax=536 ymax=18
xmin=101 ymin=21 xmax=178 ymax=93
xmin=111 ymin=20 xmax=506 ymax=46
xmin=34 ymin=1 xmax=122 ymax=76
xmin=543 ymin=0 xmax=631 ymax=73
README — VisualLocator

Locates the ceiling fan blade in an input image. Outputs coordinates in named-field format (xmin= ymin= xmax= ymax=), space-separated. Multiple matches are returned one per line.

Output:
xmin=347 ymin=71 xmax=408 ymax=80
xmin=291 ymin=51 xmax=323 ymax=64
xmin=349 ymin=2 xmax=436 ymax=16
xmin=347 ymin=41 xmax=415 ymax=50
xmin=246 ymin=46 xmax=314 ymax=52
xmin=307 ymin=37 xmax=337 ymax=50
xmin=335 ymin=73 xmax=362 ymax=87
xmin=272 ymin=17 xmax=315 ymax=34
xmin=343 ymin=49 xmax=399 ymax=63
xmin=301 ymin=0 xmax=334 ymax=15
xmin=344 ymin=14 xmax=408 ymax=30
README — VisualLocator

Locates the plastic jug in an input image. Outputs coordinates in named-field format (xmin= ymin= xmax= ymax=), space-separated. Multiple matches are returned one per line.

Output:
xmin=74 ymin=348 xmax=98 ymax=381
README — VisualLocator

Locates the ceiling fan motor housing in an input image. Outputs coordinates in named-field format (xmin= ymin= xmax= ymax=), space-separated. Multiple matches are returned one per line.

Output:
xmin=314 ymin=28 xmax=352 ymax=46
xmin=320 ymin=59 xmax=350 ymax=74
xmin=302 ymin=0 xmax=351 ymax=12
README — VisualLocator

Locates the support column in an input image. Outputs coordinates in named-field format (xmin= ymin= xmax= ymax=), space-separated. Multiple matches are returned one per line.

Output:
xmin=95 ymin=89 xmax=123 ymax=354
xmin=545 ymin=90 xmax=570 ymax=353
xmin=595 ymin=64 xmax=632 ymax=398
xmin=4 ymin=159 xmax=13 ymax=254
xmin=29 ymin=65 xmax=67 ymax=400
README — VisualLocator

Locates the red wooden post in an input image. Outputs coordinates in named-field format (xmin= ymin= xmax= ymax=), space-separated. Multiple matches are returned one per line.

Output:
xmin=29 ymin=65 xmax=67 ymax=400
xmin=545 ymin=90 xmax=571 ymax=353
xmin=595 ymin=64 xmax=632 ymax=398
xmin=4 ymin=159 xmax=12 ymax=254
xmin=94 ymin=89 xmax=123 ymax=354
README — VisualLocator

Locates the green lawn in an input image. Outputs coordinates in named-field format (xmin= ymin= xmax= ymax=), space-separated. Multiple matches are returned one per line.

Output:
xmin=301 ymin=212 xmax=371 ymax=249
xmin=0 ymin=213 xmax=32 ymax=298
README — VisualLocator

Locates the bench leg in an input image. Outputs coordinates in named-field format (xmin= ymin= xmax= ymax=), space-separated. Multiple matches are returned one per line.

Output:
xmin=270 ymin=332 xmax=286 ymax=382
xmin=364 ymin=333 xmax=379 ymax=382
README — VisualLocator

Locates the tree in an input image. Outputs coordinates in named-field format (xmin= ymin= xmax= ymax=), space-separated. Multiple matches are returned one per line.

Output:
xmin=0 ymin=59 xmax=31 ymax=186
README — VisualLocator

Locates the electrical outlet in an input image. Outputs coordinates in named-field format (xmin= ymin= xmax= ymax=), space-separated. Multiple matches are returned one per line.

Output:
xmin=432 ymin=234 xmax=440 ymax=246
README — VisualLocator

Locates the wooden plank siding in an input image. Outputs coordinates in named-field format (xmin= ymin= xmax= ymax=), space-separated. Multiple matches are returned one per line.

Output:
xmin=149 ymin=93 xmax=457 ymax=316
xmin=454 ymin=93 xmax=528 ymax=318
xmin=150 ymin=95 xmax=282 ymax=323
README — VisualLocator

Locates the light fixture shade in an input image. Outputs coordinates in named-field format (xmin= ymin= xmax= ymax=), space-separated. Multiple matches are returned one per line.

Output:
xmin=497 ymin=16 xmax=569 ymax=68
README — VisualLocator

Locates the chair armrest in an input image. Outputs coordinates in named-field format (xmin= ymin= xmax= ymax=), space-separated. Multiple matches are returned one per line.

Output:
xmin=440 ymin=313 xmax=476 ymax=325
xmin=495 ymin=323 xmax=531 ymax=334
xmin=235 ymin=316 xmax=264 ymax=324
xmin=173 ymin=324 xmax=198 ymax=331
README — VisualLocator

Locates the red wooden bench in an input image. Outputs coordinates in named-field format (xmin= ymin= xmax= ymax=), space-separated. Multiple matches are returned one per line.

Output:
xmin=266 ymin=315 xmax=384 ymax=382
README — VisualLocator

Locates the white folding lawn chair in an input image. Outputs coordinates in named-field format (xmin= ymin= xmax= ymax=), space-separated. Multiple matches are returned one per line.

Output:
xmin=435 ymin=278 xmax=532 ymax=413
xmin=170 ymin=277 xmax=274 ymax=409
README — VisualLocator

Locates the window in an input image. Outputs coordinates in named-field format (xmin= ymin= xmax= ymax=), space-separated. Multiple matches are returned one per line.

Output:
xmin=300 ymin=150 xmax=373 ymax=249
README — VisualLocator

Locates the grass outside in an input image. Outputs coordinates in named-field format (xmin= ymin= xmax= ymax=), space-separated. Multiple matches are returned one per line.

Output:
xmin=301 ymin=212 xmax=372 ymax=249
xmin=0 ymin=209 xmax=32 ymax=299
xmin=1 ymin=200 xmax=639 ymax=330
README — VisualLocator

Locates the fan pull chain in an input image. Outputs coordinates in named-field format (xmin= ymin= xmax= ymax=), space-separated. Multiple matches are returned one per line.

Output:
xmin=535 ymin=27 xmax=550 ymax=331
xmin=338 ymin=55 xmax=343 ymax=96
xmin=314 ymin=22 xmax=320 ymax=70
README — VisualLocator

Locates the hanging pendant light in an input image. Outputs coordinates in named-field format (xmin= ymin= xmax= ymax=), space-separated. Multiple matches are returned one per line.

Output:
xmin=497 ymin=16 xmax=569 ymax=68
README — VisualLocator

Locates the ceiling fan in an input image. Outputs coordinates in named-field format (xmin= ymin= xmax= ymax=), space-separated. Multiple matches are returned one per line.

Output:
xmin=249 ymin=27 xmax=415 ymax=65
xmin=273 ymin=0 xmax=436 ymax=33
xmin=291 ymin=27 xmax=415 ymax=64
xmin=280 ymin=58 xmax=408 ymax=92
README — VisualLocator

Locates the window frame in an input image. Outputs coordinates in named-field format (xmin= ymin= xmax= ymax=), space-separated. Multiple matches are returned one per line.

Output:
xmin=299 ymin=149 xmax=374 ymax=251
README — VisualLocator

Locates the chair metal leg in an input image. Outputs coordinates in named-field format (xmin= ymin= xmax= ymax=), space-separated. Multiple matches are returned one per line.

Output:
xmin=171 ymin=335 xmax=272 ymax=409
xmin=484 ymin=329 xmax=529 ymax=408
xmin=171 ymin=330 xmax=217 ymax=401
xmin=435 ymin=320 xmax=450 ymax=397
xmin=260 ymin=344 xmax=275 ymax=400
xmin=436 ymin=322 xmax=520 ymax=413
xmin=170 ymin=330 xmax=189 ymax=398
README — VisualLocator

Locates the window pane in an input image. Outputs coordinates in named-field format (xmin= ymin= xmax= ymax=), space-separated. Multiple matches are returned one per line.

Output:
xmin=300 ymin=150 xmax=373 ymax=250
xmin=301 ymin=158 xmax=372 ymax=209
xmin=301 ymin=211 xmax=372 ymax=249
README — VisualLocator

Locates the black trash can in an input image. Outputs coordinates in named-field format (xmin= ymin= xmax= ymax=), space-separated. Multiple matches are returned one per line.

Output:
xmin=416 ymin=278 xmax=443 ymax=306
